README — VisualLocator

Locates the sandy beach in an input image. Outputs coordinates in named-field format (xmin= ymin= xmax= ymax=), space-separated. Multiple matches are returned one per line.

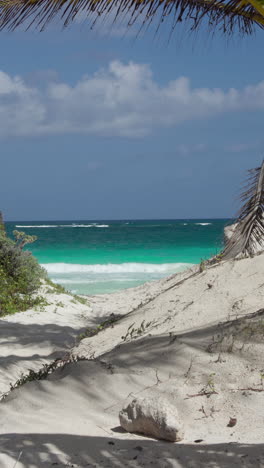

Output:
xmin=0 ymin=254 xmax=264 ymax=467
xmin=1 ymin=0 xmax=263 ymax=462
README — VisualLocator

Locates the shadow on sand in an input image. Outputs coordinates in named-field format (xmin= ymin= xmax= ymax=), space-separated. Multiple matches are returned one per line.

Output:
xmin=0 ymin=433 xmax=263 ymax=467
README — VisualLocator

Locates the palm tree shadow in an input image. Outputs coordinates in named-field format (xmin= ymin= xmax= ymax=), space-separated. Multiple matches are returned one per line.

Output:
xmin=0 ymin=320 xmax=88 ymax=395
xmin=99 ymin=307 xmax=264 ymax=377
xmin=0 ymin=433 xmax=263 ymax=467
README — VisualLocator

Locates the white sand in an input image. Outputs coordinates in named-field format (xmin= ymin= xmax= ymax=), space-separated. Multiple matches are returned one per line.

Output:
xmin=0 ymin=255 xmax=264 ymax=467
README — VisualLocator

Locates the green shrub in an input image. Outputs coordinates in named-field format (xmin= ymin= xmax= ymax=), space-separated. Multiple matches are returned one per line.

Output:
xmin=0 ymin=229 xmax=47 ymax=316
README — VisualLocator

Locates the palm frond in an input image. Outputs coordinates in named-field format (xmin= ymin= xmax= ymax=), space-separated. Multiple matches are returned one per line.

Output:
xmin=221 ymin=160 xmax=264 ymax=260
xmin=0 ymin=0 xmax=263 ymax=35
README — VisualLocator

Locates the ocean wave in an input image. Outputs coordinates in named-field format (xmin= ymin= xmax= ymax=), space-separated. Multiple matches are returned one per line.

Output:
xmin=60 ymin=224 xmax=94 ymax=228
xmin=63 ymin=224 xmax=109 ymax=228
xmin=56 ymin=278 xmax=138 ymax=284
xmin=195 ymin=223 xmax=212 ymax=226
xmin=95 ymin=225 xmax=109 ymax=228
xmin=15 ymin=224 xmax=109 ymax=228
xmin=16 ymin=225 xmax=59 ymax=228
xmin=42 ymin=262 xmax=191 ymax=274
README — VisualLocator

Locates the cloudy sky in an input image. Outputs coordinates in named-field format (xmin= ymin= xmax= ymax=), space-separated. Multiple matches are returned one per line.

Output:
xmin=0 ymin=17 xmax=263 ymax=220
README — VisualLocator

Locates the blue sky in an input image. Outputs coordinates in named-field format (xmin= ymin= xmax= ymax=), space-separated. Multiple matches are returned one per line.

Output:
xmin=0 ymin=18 xmax=263 ymax=221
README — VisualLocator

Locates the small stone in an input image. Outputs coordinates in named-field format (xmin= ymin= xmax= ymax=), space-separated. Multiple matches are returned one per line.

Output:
xmin=227 ymin=417 xmax=237 ymax=427
xmin=119 ymin=395 xmax=184 ymax=442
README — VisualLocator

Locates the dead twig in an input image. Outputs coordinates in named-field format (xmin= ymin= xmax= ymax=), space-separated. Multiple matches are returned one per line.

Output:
xmin=194 ymin=405 xmax=208 ymax=420
xmin=184 ymin=357 xmax=194 ymax=383
xmin=235 ymin=387 xmax=264 ymax=392
xmin=155 ymin=369 xmax=162 ymax=385
xmin=184 ymin=391 xmax=218 ymax=399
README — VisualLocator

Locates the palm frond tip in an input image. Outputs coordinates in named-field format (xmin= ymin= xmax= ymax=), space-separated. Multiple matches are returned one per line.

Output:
xmin=0 ymin=0 xmax=264 ymax=34
xmin=222 ymin=160 xmax=264 ymax=260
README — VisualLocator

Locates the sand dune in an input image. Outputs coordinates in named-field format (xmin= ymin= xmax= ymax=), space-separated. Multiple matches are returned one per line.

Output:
xmin=0 ymin=255 xmax=264 ymax=467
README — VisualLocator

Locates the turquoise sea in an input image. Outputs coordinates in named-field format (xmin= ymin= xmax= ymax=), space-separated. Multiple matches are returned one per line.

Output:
xmin=5 ymin=219 xmax=230 ymax=295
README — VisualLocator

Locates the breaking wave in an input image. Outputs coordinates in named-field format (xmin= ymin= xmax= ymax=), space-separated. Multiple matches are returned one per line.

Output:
xmin=195 ymin=223 xmax=212 ymax=226
xmin=16 ymin=224 xmax=109 ymax=228
xmin=42 ymin=262 xmax=191 ymax=275
xmin=16 ymin=225 xmax=59 ymax=228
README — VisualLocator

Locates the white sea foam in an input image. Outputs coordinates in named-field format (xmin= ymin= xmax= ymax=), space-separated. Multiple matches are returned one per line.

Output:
xmin=56 ymin=278 xmax=138 ymax=284
xmin=16 ymin=225 xmax=59 ymax=228
xmin=15 ymin=224 xmax=109 ymax=228
xmin=195 ymin=223 xmax=212 ymax=226
xmin=61 ymin=224 xmax=94 ymax=228
xmin=42 ymin=262 xmax=191 ymax=274
xmin=62 ymin=224 xmax=109 ymax=228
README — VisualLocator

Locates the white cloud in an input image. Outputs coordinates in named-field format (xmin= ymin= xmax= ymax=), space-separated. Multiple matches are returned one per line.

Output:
xmin=0 ymin=61 xmax=264 ymax=138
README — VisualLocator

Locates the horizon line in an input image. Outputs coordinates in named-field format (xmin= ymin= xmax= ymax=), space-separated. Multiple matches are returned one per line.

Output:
xmin=5 ymin=217 xmax=233 ymax=223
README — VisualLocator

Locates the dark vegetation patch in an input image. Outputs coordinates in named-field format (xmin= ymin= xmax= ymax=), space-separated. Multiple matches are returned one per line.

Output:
xmin=0 ymin=222 xmax=47 ymax=316
xmin=78 ymin=313 xmax=122 ymax=341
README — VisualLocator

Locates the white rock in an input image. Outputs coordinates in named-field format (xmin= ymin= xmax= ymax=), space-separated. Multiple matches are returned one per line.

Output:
xmin=119 ymin=395 xmax=184 ymax=442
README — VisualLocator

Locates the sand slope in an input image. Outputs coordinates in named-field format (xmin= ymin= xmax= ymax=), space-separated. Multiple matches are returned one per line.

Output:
xmin=0 ymin=255 xmax=264 ymax=467
xmin=0 ymin=287 xmax=94 ymax=396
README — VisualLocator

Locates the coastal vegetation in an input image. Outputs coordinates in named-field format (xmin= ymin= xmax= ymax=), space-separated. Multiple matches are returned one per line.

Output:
xmin=0 ymin=212 xmax=47 ymax=316
xmin=78 ymin=313 xmax=122 ymax=341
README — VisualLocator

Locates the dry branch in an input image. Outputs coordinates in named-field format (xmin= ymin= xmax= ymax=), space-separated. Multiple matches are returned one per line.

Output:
xmin=221 ymin=160 xmax=264 ymax=259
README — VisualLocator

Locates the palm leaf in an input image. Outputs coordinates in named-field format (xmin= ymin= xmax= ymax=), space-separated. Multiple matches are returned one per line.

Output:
xmin=0 ymin=0 xmax=263 ymax=34
xmin=221 ymin=160 xmax=264 ymax=259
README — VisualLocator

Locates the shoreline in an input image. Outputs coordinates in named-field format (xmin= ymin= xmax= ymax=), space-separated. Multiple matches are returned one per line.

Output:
xmin=43 ymin=261 xmax=194 ymax=296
